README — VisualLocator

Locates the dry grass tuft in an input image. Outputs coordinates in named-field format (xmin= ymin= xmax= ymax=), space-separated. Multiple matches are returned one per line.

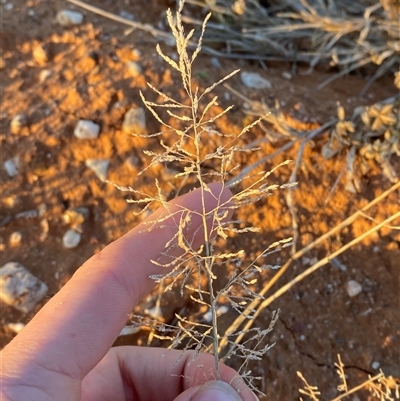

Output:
xmin=298 ymin=354 xmax=400 ymax=401
xmin=182 ymin=0 xmax=399 ymax=88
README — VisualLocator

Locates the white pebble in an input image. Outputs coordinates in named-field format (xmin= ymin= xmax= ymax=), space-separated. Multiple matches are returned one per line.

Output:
xmin=56 ymin=9 xmax=83 ymax=26
xmin=346 ymin=280 xmax=362 ymax=297
xmin=0 ymin=262 xmax=48 ymax=313
xmin=371 ymin=361 xmax=380 ymax=370
xmin=39 ymin=69 xmax=52 ymax=83
xmin=119 ymin=326 xmax=141 ymax=336
xmin=282 ymin=71 xmax=292 ymax=79
xmin=122 ymin=107 xmax=146 ymax=134
xmin=10 ymin=114 xmax=27 ymax=134
xmin=9 ymin=231 xmax=22 ymax=247
xmin=4 ymin=157 xmax=19 ymax=177
xmin=62 ymin=229 xmax=81 ymax=249
xmin=85 ymin=159 xmax=109 ymax=180
xmin=5 ymin=322 xmax=25 ymax=334
xmin=241 ymin=71 xmax=271 ymax=89
xmin=126 ymin=61 xmax=142 ymax=77
xmin=74 ymin=120 xmax=100 ymax=139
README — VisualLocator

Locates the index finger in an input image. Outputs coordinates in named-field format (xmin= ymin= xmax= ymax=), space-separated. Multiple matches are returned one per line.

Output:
xmin=2 ymin=183 xmax=232 ymax=383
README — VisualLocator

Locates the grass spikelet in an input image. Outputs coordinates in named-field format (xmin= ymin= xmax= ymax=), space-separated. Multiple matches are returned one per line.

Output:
xmin=123 ymin=0 xmax=292 ymax=393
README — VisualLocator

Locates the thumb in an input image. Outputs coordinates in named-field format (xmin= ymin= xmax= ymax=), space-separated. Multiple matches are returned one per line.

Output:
xmin=174 ymin=380 xmax=251 ymax=401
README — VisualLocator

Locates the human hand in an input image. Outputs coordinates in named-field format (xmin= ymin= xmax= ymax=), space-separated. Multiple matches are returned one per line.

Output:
xmin=1 ymin=183 xmax=257 ymax=401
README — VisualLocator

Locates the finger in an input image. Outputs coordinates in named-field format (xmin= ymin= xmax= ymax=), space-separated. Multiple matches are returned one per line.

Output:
xmin=174 ymin=381 xmax=244 ymax=401
xmin=81 ymin=347 xmax=257 ymax=401
xmin=2 ymin=184 xmax=232 ymax=395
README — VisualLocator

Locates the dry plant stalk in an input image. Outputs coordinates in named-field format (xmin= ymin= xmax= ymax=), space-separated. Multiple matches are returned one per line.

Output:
xmin=182 ymin=0 xmax=399 ymax=88
xmin=114 ymin=0 xmax=293 ymax=393
xmin=219 ymin=181 xmax=400 ymax=358
xmin=298 ymin=354 xmax=400 ymax=401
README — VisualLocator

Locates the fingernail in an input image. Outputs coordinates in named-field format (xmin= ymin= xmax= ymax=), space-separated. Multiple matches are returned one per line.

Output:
xmin=192 ymin=381 xmax=242 ymax=401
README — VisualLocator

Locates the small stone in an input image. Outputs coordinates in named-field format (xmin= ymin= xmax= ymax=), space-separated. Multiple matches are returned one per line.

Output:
xmin=126 ymin=61 xmax=142 ymax=78
xmin=56 ymin=9 xmax=84 ymax=26
xmin=0 ymin=262 xmax=48 ymax=313
xmin=119 ymin=10 xmax=135 ymax=20
xmin=126 ymin=155 xmax=140 ymax=170
xmin=63 ymin=207 xmax=89 ymax=229
xmin=4 ymin=157 xmax=19 ymax=177
xmin=74 ymin=120 xmax=100 ymax=139
xmin=282 ymin=71 xmax=292 ymax=79
xmin=39 ymin=69 xmax=52 ymax=83
xmin=211 ymin=57 xmax=222 ymax=69
xmin=241 ymin=71 xmax=271 ymax=89
xmin=5 ymin=322 xmax=25 ymax=334
xmin=346 ymin=280 xmax=362 ymax=297
xmin=122 ymin=107 xmax=146 ymax=134
xmin=85 ymin=159 xmax=109 ymax=180
xmin=33 ymin=44 xmax=48 ymax=65
xmin=371 ymin=361 xmax=380 ymax=370
xmin=15 ymin=209 xmax=38 ymax=219
xmin=4 ymin=3 xmax=13 ymax=10
xmin=62 ymin=229 xmax=81 ymax=249
xmin=9 ymin=232 xmax=22 ymax=247
xmin=10 ymin=114 xmax=28 ymax=134
xmin=119 ymin=326 xmax=141 ymax=336
xmin=0 ymin=57 xmax=6 ymax=69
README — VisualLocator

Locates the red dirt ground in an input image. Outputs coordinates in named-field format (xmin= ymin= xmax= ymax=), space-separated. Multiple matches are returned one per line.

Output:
xmin=1 ymin=1 xmax=399 ymax=399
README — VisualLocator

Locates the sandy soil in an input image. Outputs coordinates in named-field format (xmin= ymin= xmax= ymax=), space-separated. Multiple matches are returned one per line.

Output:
xmin=1 ymin=0 xmax=399 ymax=399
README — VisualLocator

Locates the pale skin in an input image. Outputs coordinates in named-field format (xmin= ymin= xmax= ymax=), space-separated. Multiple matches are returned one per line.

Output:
xmin=1 ymin=183 xmax=257 ymax=401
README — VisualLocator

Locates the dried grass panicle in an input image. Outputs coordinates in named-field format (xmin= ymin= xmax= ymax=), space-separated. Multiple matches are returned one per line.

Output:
xmin=298 ymin=354 xmax=400 ymax=401
xmin=123 ymin=0 xmax=291 ymax=392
